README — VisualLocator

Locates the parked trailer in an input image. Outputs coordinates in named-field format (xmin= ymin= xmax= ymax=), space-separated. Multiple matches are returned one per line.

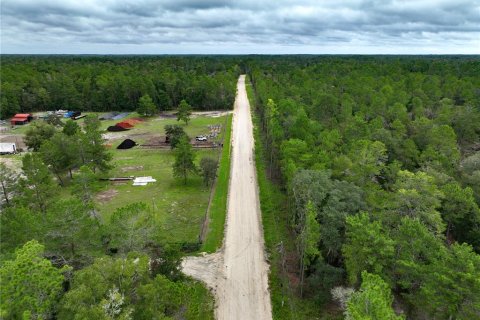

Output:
xmin=0 ymin=143 xmax=17 ymax=155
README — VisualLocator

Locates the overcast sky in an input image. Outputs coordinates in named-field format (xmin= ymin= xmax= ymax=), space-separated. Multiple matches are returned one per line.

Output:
xmin=1 ymin=0 xmax=479 ymax=54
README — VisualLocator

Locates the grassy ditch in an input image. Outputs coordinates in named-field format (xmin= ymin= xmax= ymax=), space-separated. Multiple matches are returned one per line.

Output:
xmin=201 ymin=114 xmax=233 ymax=253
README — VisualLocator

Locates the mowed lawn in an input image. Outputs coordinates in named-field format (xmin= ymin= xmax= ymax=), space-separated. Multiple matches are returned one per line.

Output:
xmin=97 ymin=113 xmax=229 ymax=245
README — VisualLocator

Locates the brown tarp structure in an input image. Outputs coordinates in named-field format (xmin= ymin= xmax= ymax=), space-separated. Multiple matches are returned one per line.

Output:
xmin=116 ymin=122 xmax=134 ymax=129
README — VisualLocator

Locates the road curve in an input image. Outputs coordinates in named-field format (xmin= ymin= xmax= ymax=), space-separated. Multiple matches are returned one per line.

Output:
xmin=182 ymin=75 xmax=272 ymax=320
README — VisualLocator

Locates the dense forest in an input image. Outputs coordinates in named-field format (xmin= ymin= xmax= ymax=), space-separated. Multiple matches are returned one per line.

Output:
xmin=0 ymin=55 xmax=244 ymax=319
xmin=0 ymin=55 xmax=240 ymax=118
xmin=248 ymin=56 xmax=480 ymax=319
xmin=1 ymin=55 xmax=480 ymax=319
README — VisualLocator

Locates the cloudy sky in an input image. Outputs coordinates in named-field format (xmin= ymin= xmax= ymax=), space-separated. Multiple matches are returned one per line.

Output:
xmin=1 ymin=0 xmax=479 ymax=54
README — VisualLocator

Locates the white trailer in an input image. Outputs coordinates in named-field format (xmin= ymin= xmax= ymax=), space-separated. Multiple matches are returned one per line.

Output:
xmin=0 ymin=143 xmax=17 ymax=155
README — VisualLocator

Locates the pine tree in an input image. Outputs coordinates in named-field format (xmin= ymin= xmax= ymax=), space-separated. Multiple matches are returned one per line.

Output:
xmin=0 ymin=240 xmax=70 ymax=319
xmin=18 ymin=154 xmax=59 ymax=214
xmin=83 ymin=115 xmax=112 ymax=173
xmin=177 ymin=99 xmax=192 ymax=125
xmin=173 ymin=137 xmax=196 ymax=184
xmin=346 ymin=271 xmax=403 ymax=320
xmin=137 ymin=94 xmax=157 ymax=116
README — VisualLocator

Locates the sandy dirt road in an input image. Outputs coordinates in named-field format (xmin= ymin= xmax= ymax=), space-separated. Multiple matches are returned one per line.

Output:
xmin=182 ymin=75 xmax=272 ymax=320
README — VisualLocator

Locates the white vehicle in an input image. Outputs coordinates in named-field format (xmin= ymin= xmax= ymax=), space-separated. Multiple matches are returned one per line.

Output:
xmin=0 ymin=143 xmax=17 ymax=155
xmin=195 ymin=135 xmax=207 ymax=141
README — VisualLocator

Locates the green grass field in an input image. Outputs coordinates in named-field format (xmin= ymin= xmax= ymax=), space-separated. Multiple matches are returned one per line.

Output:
xmin=5 ymin=112 xmax=232 ymax=247
xmin=96 ymin=113 xmax=230 ymax=245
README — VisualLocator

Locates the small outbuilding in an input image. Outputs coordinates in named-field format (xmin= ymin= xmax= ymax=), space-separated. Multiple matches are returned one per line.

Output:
xmin=116 ymin=122 xmax=134 ymax=129
xmin=117 ymin=139 xmax=137 ymax=149
xmin=115 ymin=122 xmax=133 ymax=130
xmin=10 ymin=113 xmax=33 ymax=125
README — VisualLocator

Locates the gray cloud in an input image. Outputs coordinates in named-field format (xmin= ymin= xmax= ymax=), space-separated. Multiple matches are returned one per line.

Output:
xmin=1 ymin=0 xmax=479 ymax=53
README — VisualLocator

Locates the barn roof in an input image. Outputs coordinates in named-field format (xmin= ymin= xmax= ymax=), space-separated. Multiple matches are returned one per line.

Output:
xmin=116 ymin=122 xmax=133 ymax=129
xmin=13 ymin=113 xmax=32 ymax=118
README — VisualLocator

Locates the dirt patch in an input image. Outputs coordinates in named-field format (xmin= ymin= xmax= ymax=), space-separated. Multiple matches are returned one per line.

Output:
xmin=0 ymin=134 xmax=27 ymax=149
xmin=154 ymin=112 xmax=177 ymax=120
xmin=120 ymin=165 xmax=144 ymax=173
xmin=146 ymin=135 xmax=166 ymax=144
xmin=102 ymin=132 xmax=129 ymax=141
xmin=191 ymin=111 xmax=232 ymax=118
xmin=154 ymin=110 xmax=232 ymax=121
xmin=112 ymin=181 xmax=129 ymax=186
xmin=103 ymin=132 xmax=161 ymax=145
xmin=95 ymin=189 xmax=118 ymax=203
xmin=182 ymin=252 xmax=223 ymax=290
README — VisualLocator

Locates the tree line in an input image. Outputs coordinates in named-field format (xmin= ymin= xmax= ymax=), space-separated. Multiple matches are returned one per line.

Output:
xmin=0 ymin=55 xmax=240 ymax=118
xmin=248 ymin=56 xmax=480 ymax=319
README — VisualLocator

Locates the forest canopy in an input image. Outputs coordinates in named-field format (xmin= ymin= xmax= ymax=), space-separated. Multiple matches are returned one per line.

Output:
xmin=0 ymin=55 xmax=240 ymax=118
xmin=247 ymin=55 xmax=480 ymax=319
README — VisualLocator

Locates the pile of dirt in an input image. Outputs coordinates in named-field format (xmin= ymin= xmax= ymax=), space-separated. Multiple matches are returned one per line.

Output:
xmin=117 ymin=139 xmax=137 ymax=149
xmin=107 ymin=125 xmax=129 ymax=132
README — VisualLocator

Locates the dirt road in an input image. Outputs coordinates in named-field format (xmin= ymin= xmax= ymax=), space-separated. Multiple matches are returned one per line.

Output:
xmin=182 ymin=75 xmax=272 ymax=320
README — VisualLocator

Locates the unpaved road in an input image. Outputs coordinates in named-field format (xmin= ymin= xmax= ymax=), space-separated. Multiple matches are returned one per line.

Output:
xmin=182 ymin=75 xmax=272 ymax=320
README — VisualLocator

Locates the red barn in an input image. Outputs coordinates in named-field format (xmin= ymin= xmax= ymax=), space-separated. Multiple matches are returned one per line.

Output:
xmin=116 ymin=122 xmax=134 ymax=129
xmin=10 ymin=113 xmax=33 ymax=125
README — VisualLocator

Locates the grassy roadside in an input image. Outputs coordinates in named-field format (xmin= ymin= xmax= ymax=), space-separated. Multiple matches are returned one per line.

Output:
xmin=201 ymin=114 xmax=233 ymax=252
